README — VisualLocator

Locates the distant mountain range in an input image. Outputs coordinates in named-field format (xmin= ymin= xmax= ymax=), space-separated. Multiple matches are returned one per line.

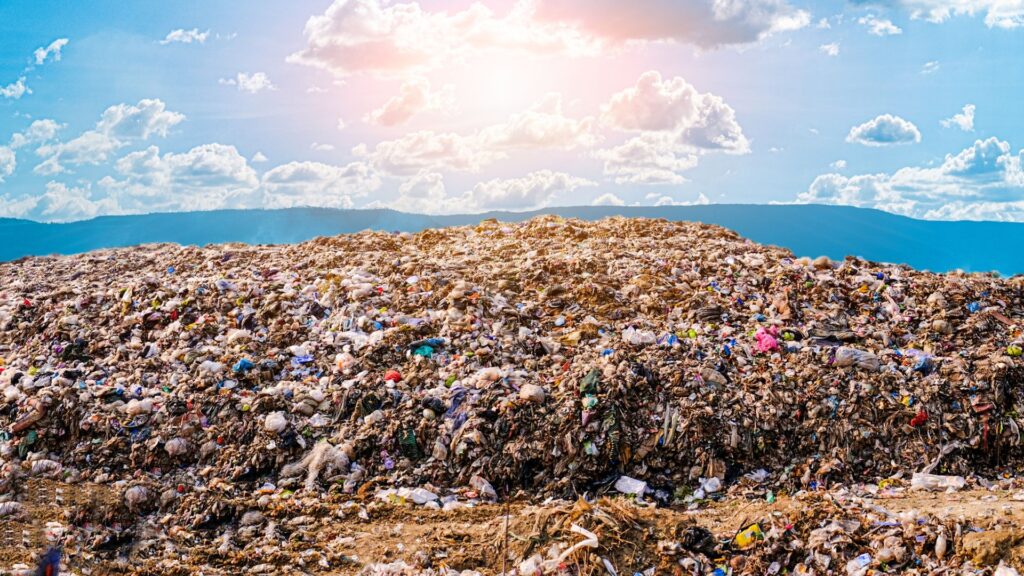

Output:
xmin=2 ymin=204 xmax=1021 ymax=274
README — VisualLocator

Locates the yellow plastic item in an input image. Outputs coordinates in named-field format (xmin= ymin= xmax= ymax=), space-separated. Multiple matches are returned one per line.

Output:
xmin=734 ymin=524 xmax=763 ymax=549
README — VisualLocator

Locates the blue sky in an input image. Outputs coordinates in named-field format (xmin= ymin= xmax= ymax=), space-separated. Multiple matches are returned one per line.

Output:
xmin=1 ymin=0 xmax=1023 ymax=221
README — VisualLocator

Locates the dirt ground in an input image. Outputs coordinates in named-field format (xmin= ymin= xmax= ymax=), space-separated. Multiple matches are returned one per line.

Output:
xmin=3 ymin=479 xmax=1024 ymax=575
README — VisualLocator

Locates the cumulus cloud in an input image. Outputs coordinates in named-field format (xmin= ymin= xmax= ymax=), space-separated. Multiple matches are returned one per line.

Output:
xmin=96 ymin=99 xmax=185 ymax=140
xmin=798 ymin=137 xmax=1024 ymax=221
xmin=645 ymin=191 xmax=711 ymax=206
xmin=260 ymin=161 xmax=380 ymax=209
xmin=462 ymin=169 xmax=595 ymax=211
xmin=310 ymin=142 xmax=336 ymax=152
xmin=592 ymin=71 xmax=748 ymax=184
xmin=251 ymin=152 xmax=268 ymax=163
xmin=857 ymin=15 xmax=903 ymax=35
xmin=830 ymin=159 xmax=847 ymax=169
xmin=33 ymin=38 xmax=69 ymax=65
xmin=287 ymin=0 xmax=595 ymax=78
xmin=896 ymin=0 xmax=1024 ymax=28
xmin=357 ymin=94 xmax=596 ymax=175
xmin=380 ymin=170 xmax=452 ymax=213
xmin=1 ymin=77 xmax=30 ymax=100
xmin=0 ymin=147 xmax=15 ymax=183
xmin=35 ymin=99 xmax=185 ymax=174
xmin=365 ymin=78 xmax=453 ymax=126
xmin=530 ymin=0 xmax=811 ymax=48
xmin=819 ymin=42 xmax=840 ymax=56
xmin=99 ymin=143 xmax=259 ymax=212
xmin=160 ymin=28 xmax=210 ymax=44
xmin=594 ymin=133 xmax=698 ymax=185
xmin=34 ymin=132 xmax=119 ymax=175
xmin=846 ymin=114 xmax=921 ymax=146
xmin=219 ymin=72 xmax=276 ymax=93
xmin=592 ymin=192 xmax=624 ymax=206
xmin=372 ymin=169 xmax=594 ymax=213
xmin=942 ymin=104 xmax=976 ymax=131
xmin=921 ymin=60 xmax=941 ymax=74
xmin=288 ymin=0 xmax=807 ymax=78
xmin=0 ymin=182 xmax=114 ymax=223
xmin=10 ymin=119 xmax=64 ymax=149
xmin=7 ymin=147 xmax=385 ymax=221
xmin=601 ymin=71 xmax=749 ymax=153
xmin=355 ymin=130 xmax=502 ymax=175
xmin=478 ymin=93 xmax=598 ymax=150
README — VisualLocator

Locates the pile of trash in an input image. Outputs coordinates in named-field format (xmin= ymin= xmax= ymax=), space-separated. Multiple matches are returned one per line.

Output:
xmin=2 ymin=215 xmax=1024 ymax=573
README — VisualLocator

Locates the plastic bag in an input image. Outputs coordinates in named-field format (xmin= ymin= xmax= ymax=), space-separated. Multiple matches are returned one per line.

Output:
xmin=910 ymin=472 xmax=965 ymax=491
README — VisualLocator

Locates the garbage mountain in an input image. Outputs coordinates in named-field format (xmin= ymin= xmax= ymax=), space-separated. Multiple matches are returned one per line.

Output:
xmin=2 ymin=216 xmax=1024 ymax=574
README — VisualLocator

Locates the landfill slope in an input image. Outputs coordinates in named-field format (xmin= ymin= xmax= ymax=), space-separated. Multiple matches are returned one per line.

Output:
xmin=2 ymin=215 xmax=1024 ymax=575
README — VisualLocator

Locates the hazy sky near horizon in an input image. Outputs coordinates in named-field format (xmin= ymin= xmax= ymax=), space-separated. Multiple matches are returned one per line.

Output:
xmin=1 ymin=0 xmax=1023 ymax=222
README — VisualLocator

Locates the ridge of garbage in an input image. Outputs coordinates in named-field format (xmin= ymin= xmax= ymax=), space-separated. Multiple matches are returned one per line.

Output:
xmin=2 ymin=215 xmax=1024 ymax=575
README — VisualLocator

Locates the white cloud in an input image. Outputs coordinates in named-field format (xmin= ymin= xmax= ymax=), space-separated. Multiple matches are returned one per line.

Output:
xmin=260 ymin=161 xmax=380 ymax=209
xmin=251 ymin=152 xmax=269 ymax=163
xmin=99 ymin=144 xmax=260 ymax=213
xmin=337 ymin=118 xmax=347 ymax=131
xmin=819 ymin=42 xmax=840 ymax=56
xmin=462 ymin=169 xmax=595 ymax=211
xmin=921 ymin=60 xmax=941 ymax=74
xmin=0 ymin=182 xmax=113 ymax=223
xmin=594 ymin=133 xmax=698 ymax=185
xmin=6 ymin=147 xmax=384 ymax=222
xmin=35 ymin=99 xmax=185 ymax=174
xmin=478 ymin=93 xmax=597 ymax=151
xmin=219 ymin=72 xmax=276 ymax=93
xmin=531 ymin=0 xmax=811 ymax=48
xmin=591 ymin=71 xmax=748 ymax=184
xmin=846 ymin=114 xmax=921 ymax=146
xmin=365 ymin=78 xmax=453 ymax=126
xmin=96 ymin=99 xmax=185 ymax=140
xmin=160 ymin=28 xmax=210 ymax=45
xmin=592 ymin=192 xmax=624 ymax=206
xmin=9 ymin=119 xmax=63 ymax=149
xmin=33 ymin=38 xmax=69 ymax=65
xmin=798 ymin=137 xmax=1024 ymax=221
xmin=287 ymin=0 xmax=595 ymax=78
xmin=0 ymin=147 xmax=15 ymax=183
xmin=381 ymin=170 xmax=452 ymax=213
xmin=896 ymin=0 xmax=1024 ymax=29
xmin=355 ymin=130 xmax=502 ymax=175
xmin=371 ymin=168 xmax=595 ymax=213
xmin=288 ymin=0 xmax=807 ymax=78
xmin=310 ymin=142 xmax=336 ymax=152
xmin=647 ymin=192 xmax=711 ymax=206
xmin=830 ymin=159 xmax=847 ymax=169
xmin=817 ymin=17 xmax=832 ymax=29
xmin=34 ymin=131 xmax=119 ymax=175
xmin=941 ymin=104 xmax=976 ymax=131
xmin=1 ymin=77 xmax=30 ymax=100
xmin=357 ymin=94 xmax=596 ymax=175
xmin=603 ymin=71 xmax=704 ymax=132
xmin=601 ymin=71 xmax=749 ymax=153
xmin=857 ymin=15 xmax=903 ymax=35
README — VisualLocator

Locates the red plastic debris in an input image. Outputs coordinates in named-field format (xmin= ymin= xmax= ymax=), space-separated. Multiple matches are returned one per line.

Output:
xmin=910 ymin=409 xmax=928 ymax=427
xmin=384 ymin=369 xmax=402 ymax=383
